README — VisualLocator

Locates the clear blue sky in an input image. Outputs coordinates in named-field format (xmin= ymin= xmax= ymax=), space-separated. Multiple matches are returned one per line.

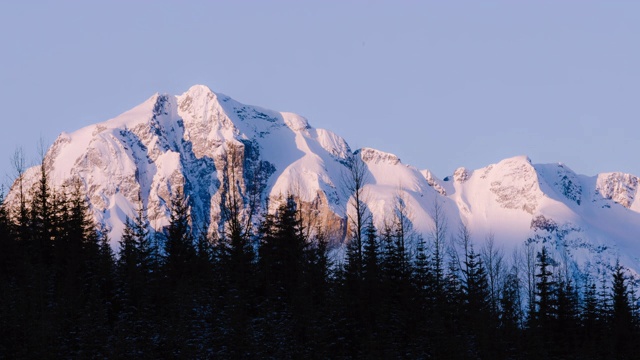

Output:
xmin=1 ymin=1 xmax=639 ymax=190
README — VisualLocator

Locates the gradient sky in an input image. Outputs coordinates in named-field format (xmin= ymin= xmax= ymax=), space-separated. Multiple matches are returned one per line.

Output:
xmin=1 ymin=1 xmax=639 ymax=190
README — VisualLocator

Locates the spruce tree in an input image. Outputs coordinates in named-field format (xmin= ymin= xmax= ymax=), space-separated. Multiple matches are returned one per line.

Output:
xmin=362 ymin=219 xmax=380 ymax=288
xmin=117 ymin=208 xmax=153 ymax=309
xmin=258 ymin=195 xmax=306 ymax=298
xmin=163 ymin=190 xmax=196 ymax=284
xmin=499 ymin=272 xmax=522 ymax=343
xmin=0 ymin=189 xmax=15 ymax=278
xmin=29 ymin=162 xmax=56 ymax=266
xmin=554 ymin=277 xmax=579 ymax=356
xmin=534 ymin=246 xmax=556 ymax=330
xmin=611 ymin=261 xmax=634 ymax=358
xmin=461 ymin=243 xmax=492 ymax=352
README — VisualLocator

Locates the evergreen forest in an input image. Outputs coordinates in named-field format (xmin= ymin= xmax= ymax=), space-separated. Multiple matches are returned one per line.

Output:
xmin=1 ymin=159 xmax=640 ymax=359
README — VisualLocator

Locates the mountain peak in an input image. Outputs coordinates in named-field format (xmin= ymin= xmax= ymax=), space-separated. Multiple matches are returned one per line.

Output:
xmin=184 ymin=84 xmax=216 ymax=97
xmin=502 ymin=154 xmax=532 ymax=164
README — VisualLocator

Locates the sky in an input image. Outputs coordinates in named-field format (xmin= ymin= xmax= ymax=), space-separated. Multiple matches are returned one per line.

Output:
xmin=1 ymin=1 xmax=639 ymax=190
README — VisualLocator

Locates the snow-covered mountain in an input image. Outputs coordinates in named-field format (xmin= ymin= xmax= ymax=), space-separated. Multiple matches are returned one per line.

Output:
xmin=7 ymin=85 xmax=640 ymax=273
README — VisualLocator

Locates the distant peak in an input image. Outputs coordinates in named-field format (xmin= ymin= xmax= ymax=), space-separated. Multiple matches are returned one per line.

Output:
xmin=177 ymin=84 xmax=221 ymax=114
xmin=491 ymin=155 xmax=534 ymax=170
xmin=186 ymin=84 xmax=214 ymax=93
xmin=507 ymin=155 xmax=532 ymax=164
xmin=282 ymin=112 xmax=310 ymax=131
xmin=182 ymin=84 xmax=217 ymax=100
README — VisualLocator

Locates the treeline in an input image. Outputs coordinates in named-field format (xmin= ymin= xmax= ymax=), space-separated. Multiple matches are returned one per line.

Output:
xmin=1 ymin=167 xmax=640 ymax=359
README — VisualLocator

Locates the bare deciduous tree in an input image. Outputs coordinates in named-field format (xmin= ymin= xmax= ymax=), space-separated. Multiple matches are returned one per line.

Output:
xmin=429 ymin=198 xmax=447 ymax=290
xmin=11 ymin=147 xmax=27 ymax=225
xmin=482 ymin=233 xmax=504 ymax=314
xmin=341 ymin=152 xmax=370 ymax=273
xmin=392 ymin=190 xmax=413 ymax=275
xmin=522 ymin=241 xmax=537 ymax=316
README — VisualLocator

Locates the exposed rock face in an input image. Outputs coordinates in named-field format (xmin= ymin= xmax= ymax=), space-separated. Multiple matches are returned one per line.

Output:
xmin=488 ymin=157 xmax=540 ymax=214
xmin=453 ymin=167 xmax=469 ymax=183
xmin=359 ymin=148 xmax=401 ymax=165
xmin=594 ymin=172 xmax=639 ymax=209
xmin=421 ymin=170 xmax=446 ymax=196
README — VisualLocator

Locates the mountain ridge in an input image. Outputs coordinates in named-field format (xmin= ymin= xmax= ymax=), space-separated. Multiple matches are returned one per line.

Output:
xmin=7 ymin=84 xmax=640 ymax=274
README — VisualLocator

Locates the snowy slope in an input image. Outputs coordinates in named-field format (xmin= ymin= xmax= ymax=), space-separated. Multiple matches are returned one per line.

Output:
xmin=7 ymin=85 xmax=640 ymax=274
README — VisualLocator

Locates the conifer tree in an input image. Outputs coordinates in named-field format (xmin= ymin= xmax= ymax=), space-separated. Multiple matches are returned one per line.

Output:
xmin=29 ymin=161 xmax=56 ymax=266
xmin=0 ymin=189 xmax=15 ymax=277
xmin=118 ymin=217 xmax=139 ymax=273
xmin=554 ymin=277 xmax=579 ymax=356
xmin=534 ymin=246 xmax=556 ymax=329
xmin=412 ymin=234 xmax=430 ymax=288
xmin=500 ymin=272 xmax=522 ymax=330
xmin=258 ymin=195 xmax=306 ymax=298
xmin=217 ymin=143 xmax=256 ymax=291
xmin=582 ymin=275 xmax=600 ymax=330
xmin=462 ymin=245 xmax=494 ymax=357
xmin=362 ymin=219 xmax=380 ymax=287
xmin=163 ymin=190 xmax=196 ymax=284
xmin=462 ymin=244 xmax=491 ymax=316
xmin=611 ymin=261 xmax=634 ymax=358
xmin=255 ymin=195 xmax=311 ymax=356
xmin=117 ymin=205 xmax=154 ymax=309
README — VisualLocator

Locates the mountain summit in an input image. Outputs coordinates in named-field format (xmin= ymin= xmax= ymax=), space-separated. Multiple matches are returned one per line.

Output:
xmin=8 ymin=85 xmax=640 ymax=273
